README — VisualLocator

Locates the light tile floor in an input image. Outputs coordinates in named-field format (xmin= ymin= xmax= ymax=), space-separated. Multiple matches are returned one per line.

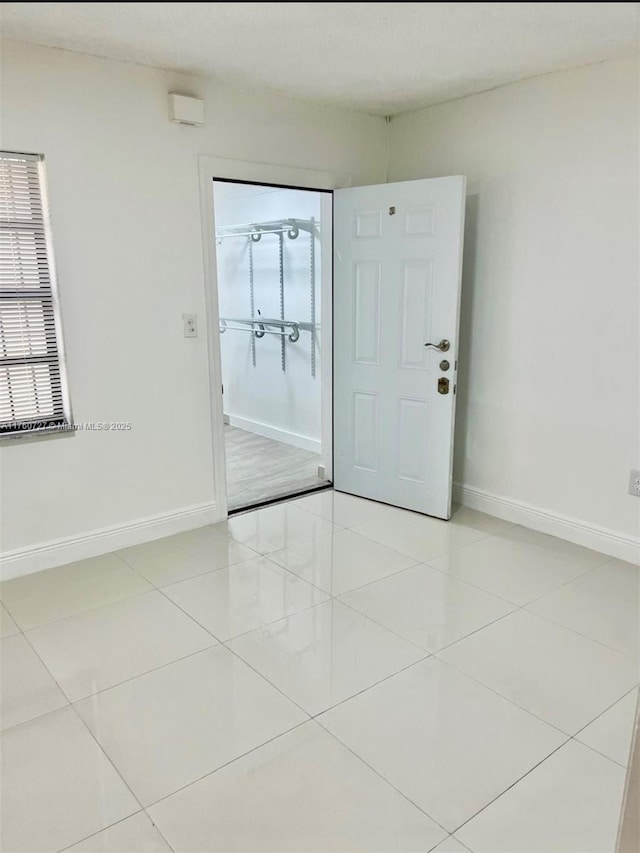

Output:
xmin=0 ymin=490 xmax=638 ymax=852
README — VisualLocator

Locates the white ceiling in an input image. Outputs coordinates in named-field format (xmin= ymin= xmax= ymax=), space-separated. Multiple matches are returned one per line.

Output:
xmin=1 ymin=2 xmax=637 ymax=115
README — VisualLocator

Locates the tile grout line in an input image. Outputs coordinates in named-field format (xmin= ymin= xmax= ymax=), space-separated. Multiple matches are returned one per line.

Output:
xmin=494 ymin=524 xmax=617 ymax=565
xmin=139 ymin=573 xmax=486 ymax=828
xmin=423 ymin=538 xmax=608 ymax=605
xmin=0 ymin=690 xmax=70 ymax=735
xmin=568 ymin=732 xmax=634 ymax=770
xmin=11 ymin=632 xmax=162 ymax=852
xmin=17 ymin=605 xmax=313 ymax=851
xmin=334 ymin=592 xmax=452 ymax=654
xmin=417 ymin=553 xmax=589 ymax=607
xmin=305 ymin=643 xmax=626 ymax=837
xmin=139 ymin=706 xmax=452 ymax=847
xmin=0 ymin=544 xmax=187 ymax=632
xmin=151 ymin=584 xmax=317 ymax=721
xmin=115 ymin=514 xmax=441 ymax=670
xmin=389 ymin=554 xmax=639 ymax=664
xmin=6 ymin=527 xmax=632 ymax=739
xmin=348 ymin=525 xmax=495 ymax=564
xmin=6 ymin=521 xmax=634 ymax=735
xmin=67 ymin=641 xmax=219 ymax=705
xmin=326 ymin=553 xmax=624 ymax=670
xmin=450 ymin=738 xmax=571 ymax=837
xmin=56 ymin=810 xmax=177 ymax=853
xmin=3 ymin=494 xmax=631 ymax=850
xmin=429 ymin=655 xmax=572 ymax=738
xmin=306 ymin=651 xmax=433 ymax=719
xmin=3 ymin=504 xmax=617 ymax=642
xmin=163 ymin=555 xmax=639 ymax=797
xmin=520 ymin=602 xmax=640 ymax=662
xmin=14 ymin=584 xmax=159 ymax=634
xmin=0 ymin=560 xmax=127 ymax=605
xmin=155 ymin=544 xmax=334 ymax=599
xmin=1 ymin=639 xmax=217 ymax=733
xmin=5 ymin=557 xmax=435 ymax=802
xmin=311 ymin=713 xmax=452 ymax=839
xmin=451 ymin=720 xmax=631 ymax=841
xmin=14 ymin=586 xmax=202 ymax=853
xmin=572 ymin=683 xmax=640 ymax=738
xmin=114 ymin=543 xmax=262 ymax=585
xmin=433 ymin=598 xmax=640 ymax=664
xmin=198 ymin=596 xmax=329 ymax=645
xmin=143 ymin=718 xmax=312 ymax=812
xmin=56 ymin=810 xmax=145 ymax=853
xmin=569 ymin=683 xmax=640 ymax=768
xmin=446 ymin=835 xmax=474 ymax=852
xmin=6 ymin=536 xmax=340 ymax=728
xmin=250 ymin=500 xmax=603 ymax=620
xmin=0 ymin=533 xmax=515 ymax=650
xmin=431 ymin=646 xmax=638 ymax=741
xmin=518 ymin=554 xmax=614 ymax=606
xmin=267 ymin=548 xmax=426 ymax=597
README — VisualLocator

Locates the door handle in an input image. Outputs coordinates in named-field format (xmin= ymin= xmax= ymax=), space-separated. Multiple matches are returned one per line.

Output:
xmin=424 ymin=338 xmax=450 ymax=352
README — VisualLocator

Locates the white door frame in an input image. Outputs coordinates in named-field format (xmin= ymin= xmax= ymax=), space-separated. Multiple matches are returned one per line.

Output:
xmin=198 ymin=155 xmax=350 ymax=519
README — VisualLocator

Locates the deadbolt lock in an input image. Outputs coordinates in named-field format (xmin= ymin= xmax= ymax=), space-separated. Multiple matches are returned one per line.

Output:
xmin=438 ymin=377 xmax=450 ymax=395
xmin=439 ymin=359 xmax=450 ymax=371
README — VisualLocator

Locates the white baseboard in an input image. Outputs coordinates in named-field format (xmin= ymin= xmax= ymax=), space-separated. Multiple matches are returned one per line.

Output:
xmin=0 ymin=501 xmax=222 ymax=581
xmin=227 ymin=414 xmax=321 ymax=454
xmin=6 ymin=484 xmax=636 ymax=582
xmin=454 ymin=482 xmax=640 ymax=565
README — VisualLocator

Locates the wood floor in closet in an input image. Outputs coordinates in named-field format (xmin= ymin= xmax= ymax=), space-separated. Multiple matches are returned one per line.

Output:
xmin=225 ymin=425 xmax=327 ymax=511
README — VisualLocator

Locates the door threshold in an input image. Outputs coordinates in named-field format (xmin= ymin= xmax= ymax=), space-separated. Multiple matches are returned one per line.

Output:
xmin=228 ymin=481 xmax=333 ymax=517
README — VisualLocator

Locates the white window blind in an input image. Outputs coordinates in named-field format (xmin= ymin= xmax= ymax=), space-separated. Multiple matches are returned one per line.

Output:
xmin=0 ymin=152 xmax=71 ymax=436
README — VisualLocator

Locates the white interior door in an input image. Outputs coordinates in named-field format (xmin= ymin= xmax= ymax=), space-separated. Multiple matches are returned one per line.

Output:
xmin=333 ymin=176 xmax=466 ymax=519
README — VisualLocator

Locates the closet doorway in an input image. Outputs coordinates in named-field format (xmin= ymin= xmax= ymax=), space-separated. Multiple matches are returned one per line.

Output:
xmin=212 ymin=179 xmax=332 ymax=512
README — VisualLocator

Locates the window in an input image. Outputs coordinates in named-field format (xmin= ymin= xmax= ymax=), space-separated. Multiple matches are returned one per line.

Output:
xmin=0 ymin=152 xmax=71 ymax=436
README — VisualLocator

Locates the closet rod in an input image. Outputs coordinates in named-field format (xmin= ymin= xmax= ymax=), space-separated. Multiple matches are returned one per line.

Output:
xmin=220 ymin=325 xmax=299 ymax=341
xmin=219 ymin=317 xmax=314 ymax=331
xmin=219 ymin=317 xmax=304 ymax=342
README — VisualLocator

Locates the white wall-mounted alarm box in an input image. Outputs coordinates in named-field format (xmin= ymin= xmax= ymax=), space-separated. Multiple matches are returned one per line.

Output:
xmin=168 ymin=94 xmax=205 ymax=126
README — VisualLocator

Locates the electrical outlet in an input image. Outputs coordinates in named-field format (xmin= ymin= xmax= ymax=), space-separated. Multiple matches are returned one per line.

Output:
xmin=629 ymin=469 xmax=640 ymax=497
xmin=183 ymin=313 xmax=197 ymax=338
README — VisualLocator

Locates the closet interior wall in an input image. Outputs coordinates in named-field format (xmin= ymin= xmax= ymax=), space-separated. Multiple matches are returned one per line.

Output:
xmin=213 ymin=182 xmax=322 ymax=454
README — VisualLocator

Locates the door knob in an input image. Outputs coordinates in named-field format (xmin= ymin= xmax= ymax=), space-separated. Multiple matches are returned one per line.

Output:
xmin=424 ymin=338 xmax=450 ymax=352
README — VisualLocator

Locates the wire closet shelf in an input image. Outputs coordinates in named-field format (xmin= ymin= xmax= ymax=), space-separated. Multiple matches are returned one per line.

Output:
xmin=215 ymin=216 xmax=318 ymax=375
xmin=215 ymin=217 xmax=316 ymax=242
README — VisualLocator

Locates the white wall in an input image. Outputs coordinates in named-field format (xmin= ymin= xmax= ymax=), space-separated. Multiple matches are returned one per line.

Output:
xmin=214 ymin=183 xmax=323 ymax=453
xmin=0 ymin=39 xmax=386 ymax=570
xmin=2 ymin=38 xmax=636 ymax=571
xmin=389 ymin=57 xmax=639 ymax=554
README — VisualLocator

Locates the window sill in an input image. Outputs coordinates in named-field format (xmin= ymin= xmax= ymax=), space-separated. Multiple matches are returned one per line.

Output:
xmin=0 ymin=423 xmax=76 ymax=443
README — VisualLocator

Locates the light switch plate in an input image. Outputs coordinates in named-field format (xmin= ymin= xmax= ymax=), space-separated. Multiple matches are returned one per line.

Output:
xmin=183 ymin=314 xmax=197 ymax=338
